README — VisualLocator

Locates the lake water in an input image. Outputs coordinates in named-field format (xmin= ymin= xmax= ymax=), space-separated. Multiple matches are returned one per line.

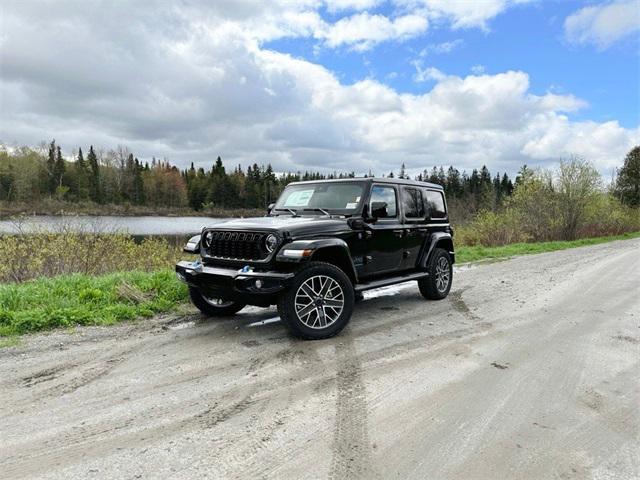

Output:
xmin=0 ymin=215 xmax=226 ymax=237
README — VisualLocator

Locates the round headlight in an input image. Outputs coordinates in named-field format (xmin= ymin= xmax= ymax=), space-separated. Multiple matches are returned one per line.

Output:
xmin=265 ymin=234 xmax=278 ymax=252
xmin=203 ymin=231 xmax=214 ymax=248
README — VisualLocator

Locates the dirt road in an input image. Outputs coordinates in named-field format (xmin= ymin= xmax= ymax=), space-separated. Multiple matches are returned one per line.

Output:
xmin=1 ymin=239 xmax=638 ymax=479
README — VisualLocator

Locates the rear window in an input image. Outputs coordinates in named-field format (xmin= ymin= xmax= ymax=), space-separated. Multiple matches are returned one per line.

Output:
xmin=425 ymin=190 xmax=446 ymax=219
xmin=402 ymin=187 xmax=424 ymax=218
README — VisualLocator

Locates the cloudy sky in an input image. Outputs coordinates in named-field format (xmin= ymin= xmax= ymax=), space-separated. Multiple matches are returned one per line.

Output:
xmin=1 ymin=0 xmax=639 ymax=176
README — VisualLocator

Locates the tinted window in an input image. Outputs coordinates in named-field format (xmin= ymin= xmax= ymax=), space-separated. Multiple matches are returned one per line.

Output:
xmin=402 ymin=187 xmax=424 ymax=218
xmin=369 ymin=185 xmax=397 ymax=218
xmin=425 ymin=190 xmax=446 ymax=219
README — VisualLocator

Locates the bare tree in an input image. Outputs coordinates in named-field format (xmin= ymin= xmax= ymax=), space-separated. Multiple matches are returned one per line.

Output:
xmin=555 ymin=156 xmax=601 ymax=240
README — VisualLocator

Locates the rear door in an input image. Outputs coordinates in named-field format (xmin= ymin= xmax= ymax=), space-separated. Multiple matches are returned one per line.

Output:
xmin=399 ymin=186 xmax=427 ymax=270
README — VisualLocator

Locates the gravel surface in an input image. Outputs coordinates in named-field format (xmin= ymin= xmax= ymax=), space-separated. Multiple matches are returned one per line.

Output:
xmin=1 ymin=239 xmax=638 ymax=480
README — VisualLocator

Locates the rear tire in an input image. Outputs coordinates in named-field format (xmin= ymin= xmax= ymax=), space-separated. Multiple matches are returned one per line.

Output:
xmin=277 ymin=261 xmax=354 ymax=340
xmin=189 ymin=286 xmax=245 ymax=317
xmin=418 ymin=248 xmax=453 ymax=300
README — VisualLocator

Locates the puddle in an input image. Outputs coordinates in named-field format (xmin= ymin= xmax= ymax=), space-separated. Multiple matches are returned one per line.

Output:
xmin=168 ymin=321 xmax=196 ymax=330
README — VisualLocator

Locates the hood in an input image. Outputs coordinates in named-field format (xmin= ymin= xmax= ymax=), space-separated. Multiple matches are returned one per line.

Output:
xmin=205 ymin=215 xmax=349 ymax=237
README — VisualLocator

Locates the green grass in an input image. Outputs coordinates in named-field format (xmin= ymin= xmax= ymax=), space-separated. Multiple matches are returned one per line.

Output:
xmin=456 ymin=231 xmax=640 ymax=264
xmin=0 ymin=270 xmax=187 ymax=337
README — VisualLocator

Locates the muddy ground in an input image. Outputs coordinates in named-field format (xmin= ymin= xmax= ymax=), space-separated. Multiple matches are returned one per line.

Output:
xmin=1 ymin=239 xmax=638 ymax=479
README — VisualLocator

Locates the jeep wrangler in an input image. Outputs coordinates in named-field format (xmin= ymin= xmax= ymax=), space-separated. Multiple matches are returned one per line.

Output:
xmin=176 ymin=178 xmax=454 ymax=340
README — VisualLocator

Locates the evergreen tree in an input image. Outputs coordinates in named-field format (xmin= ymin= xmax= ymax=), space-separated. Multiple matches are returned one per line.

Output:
xmin=446 ymin=167 xmax=461 ymax=198
xmin=398 ymin=163 xmax=406 ymax=179
xmin=615 ymin=146 xmax=640 ymax=206
xmin=428 ymin=167 xmax=438 ymax=184
xmin=46 ymin=140 xmax=56 ymax=194
xmin=493 ymin=173 xmax=503 ymax=205
xmin=74 ymin=147 xmax=90 ymax=200
xmin=53 ymin=146 xmax=66 ymax=188
xmin=501 ymin=173 xmax=513 ymax=196
xmin=437 ymin=166 xmax=446 ymax=187
xmin=133 ymin=158 xmax=145 ymax=205
xmin=87 ymin=145 xmax=101 ymax=203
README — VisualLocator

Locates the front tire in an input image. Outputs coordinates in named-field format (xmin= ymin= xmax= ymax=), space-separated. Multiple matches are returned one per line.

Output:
xmin=189 ymin=286 xmax=245 ymax=317
xmin=418 ymin=248 xmax=453 ymax=300
xmin=277 ymin=262 xmax=355 ymax=340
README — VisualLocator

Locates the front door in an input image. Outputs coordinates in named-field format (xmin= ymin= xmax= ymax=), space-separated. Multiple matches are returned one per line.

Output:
xmin=360 ymin=184 xmax=404 ymax=277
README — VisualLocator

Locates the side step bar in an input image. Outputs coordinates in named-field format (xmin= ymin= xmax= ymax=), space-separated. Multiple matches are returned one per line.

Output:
xmin=354 ymin=271 xmax=428 ymax=293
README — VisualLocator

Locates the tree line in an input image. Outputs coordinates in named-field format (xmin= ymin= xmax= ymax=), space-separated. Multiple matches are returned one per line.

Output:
xmin=1 ymin=141 xmax=638 ymax=213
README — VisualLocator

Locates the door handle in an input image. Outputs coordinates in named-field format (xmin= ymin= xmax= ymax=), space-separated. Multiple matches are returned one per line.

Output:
xmin=393 ymin=229 xmax=404 ymax=238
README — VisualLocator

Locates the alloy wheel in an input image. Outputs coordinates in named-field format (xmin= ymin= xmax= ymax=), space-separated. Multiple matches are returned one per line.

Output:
xmin=294 ymin=275 xmax=344 ymax=329
xmin=435 ymin=256 xmax=451 ymax=293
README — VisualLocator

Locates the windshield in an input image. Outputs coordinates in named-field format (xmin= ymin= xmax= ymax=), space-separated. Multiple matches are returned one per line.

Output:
xmin=273 ymin=182 xmax=365 ymax=215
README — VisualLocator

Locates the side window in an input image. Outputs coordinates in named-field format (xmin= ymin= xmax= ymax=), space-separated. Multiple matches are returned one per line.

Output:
xmin=425 ymin=190 xmax=447 ymax=219
xmin=369 ymin=185 xmax=397 ymax=218
xmin=402 ymin=187 xmax=424 ymax=219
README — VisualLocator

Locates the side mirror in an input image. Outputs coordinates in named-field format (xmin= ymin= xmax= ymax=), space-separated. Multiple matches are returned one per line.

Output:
xmin=370 ymin=201 xmax=388 ymax=219
xmin=267 ymin=203 xmax=275 ymax=214
xmin=361 ymin=204 xmax=377 ymax=224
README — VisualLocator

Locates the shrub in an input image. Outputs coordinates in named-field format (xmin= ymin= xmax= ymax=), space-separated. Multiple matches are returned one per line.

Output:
xmin=456 ymin=209 xmax=527 ymax=247
xmin=0 ymin=218 xmax=183 ymax=283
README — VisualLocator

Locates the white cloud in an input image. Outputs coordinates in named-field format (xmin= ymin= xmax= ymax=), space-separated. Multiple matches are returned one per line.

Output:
xmin=419 ymin=38 xmax=464 ymax=56
xmin=0 ymin=1 xmax=637 ymax=178
xmin=564 ymin=0 xmax=640 ymax=49
xmin=325 ymin=0 xmax=384 ymax=13
xmin=398 ymin=0 xmax=534 ymax=30
xmin=321 ymin=12 xmax=428 ymax=50
xmin=412 ymin=62 xmax=447 ymax=82
xmin=470 ymin=64 xmax=486 ymax=75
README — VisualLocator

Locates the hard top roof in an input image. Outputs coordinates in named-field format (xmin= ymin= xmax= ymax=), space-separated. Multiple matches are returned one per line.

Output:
xmin=288 ymin=177 xmax=444 ymax=190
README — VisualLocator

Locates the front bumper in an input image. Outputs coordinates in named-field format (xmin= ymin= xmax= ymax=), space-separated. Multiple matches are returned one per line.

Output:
xmin=175 ymin=261 xmax=294 ymax=298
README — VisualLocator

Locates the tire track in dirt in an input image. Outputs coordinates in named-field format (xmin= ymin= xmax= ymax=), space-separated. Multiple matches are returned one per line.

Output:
xmin=330 ymin=331 xmax=375 ymax=480
xmin=1 ymin=389 xmax=259 ymax=480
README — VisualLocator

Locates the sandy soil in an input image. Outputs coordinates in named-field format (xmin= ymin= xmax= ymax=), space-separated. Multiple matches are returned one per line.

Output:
xmin=1 ymin=239 xmax=638 ymax=480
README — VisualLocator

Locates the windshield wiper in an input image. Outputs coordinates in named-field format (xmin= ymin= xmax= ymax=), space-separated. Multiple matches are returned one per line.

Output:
xmin=302 ymin=208 xmax=331 ymax=217
xmin=274 ymin=207 xmax=298 ymax=216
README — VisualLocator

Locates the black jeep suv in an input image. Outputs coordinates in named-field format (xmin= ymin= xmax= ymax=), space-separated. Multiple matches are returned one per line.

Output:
xmin=176 ymin=178 xmax=454 ymax=340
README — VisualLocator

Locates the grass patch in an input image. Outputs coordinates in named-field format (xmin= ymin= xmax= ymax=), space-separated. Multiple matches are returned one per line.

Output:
xmin=456 ymin=231 xmax=640 ymax=264
xmin=0 ymin=336 xmax=22 ymax=348
xmin=0 ymin=270 xmax=187 ymax=336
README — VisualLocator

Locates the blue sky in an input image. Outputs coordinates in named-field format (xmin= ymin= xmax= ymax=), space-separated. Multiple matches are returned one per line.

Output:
xmin=268 ymin=1 xmax=639 ymax=128
xmin=1 ymin=0 xmax=639 ymax=176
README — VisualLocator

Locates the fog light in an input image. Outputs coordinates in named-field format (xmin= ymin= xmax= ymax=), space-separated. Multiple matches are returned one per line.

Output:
xmin=255 ymin=279 xmax=263 ymax=289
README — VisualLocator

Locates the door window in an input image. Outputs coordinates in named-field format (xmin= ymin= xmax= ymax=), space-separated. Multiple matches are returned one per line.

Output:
xmin=402 ymin=187 xmax=424 ymax=219
xmin=369 ymin=185 xmax=397 ymax=218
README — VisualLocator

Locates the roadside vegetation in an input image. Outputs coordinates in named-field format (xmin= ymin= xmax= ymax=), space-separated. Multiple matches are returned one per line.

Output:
xmin=0 ymin=270 xmax=187 ymax=336
xmin=457 ymin=155 xmax=640 ymax=246
xmin=456 ymin=231 xmax=640 ymax=263
xmin=0 ymin=221 xmax=182 ymax=283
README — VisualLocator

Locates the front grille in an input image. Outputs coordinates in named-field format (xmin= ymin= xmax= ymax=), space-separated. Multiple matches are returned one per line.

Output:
xmin=202 ymin=230 xmax=268 ymax=261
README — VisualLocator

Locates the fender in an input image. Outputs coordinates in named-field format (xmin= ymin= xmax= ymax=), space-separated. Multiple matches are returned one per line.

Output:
xmin=418 ymin=232 xmax=455 ymax=269
xmin=183 ymin=234 xmax=201 ymax=253
xmin=276 ymin=238 xmax=358 ymax=282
